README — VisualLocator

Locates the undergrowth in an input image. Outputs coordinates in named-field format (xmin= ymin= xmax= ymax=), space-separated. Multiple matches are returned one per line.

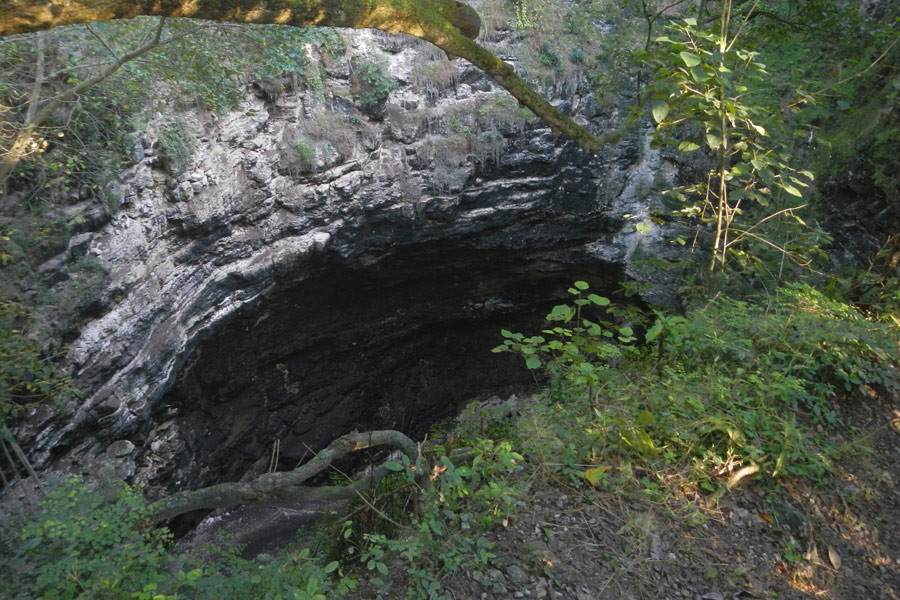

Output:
xmin=2 ymin=280 xmax=898 ymax=598
xmin=499 ymin=281 xmax=899 ymax=497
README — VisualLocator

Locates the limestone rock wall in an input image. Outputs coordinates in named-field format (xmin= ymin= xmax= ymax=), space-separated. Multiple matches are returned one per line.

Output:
xmin=11 ymin=26 xmax=690 ymax=501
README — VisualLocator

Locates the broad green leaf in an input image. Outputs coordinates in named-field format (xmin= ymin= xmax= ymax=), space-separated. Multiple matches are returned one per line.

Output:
xmin=384 ymin=461 xmax=404 ymax=472
xmin=633 ymin=428 xmax=658 ymax=456
xmin=583 ymin=466 xmax=611 ymax=486
xmin=679 ymin=51 xmax=701 ymax=68
xmin=689 ymin=65 xmax=710 ymax=82
xmin=706 ymin=131 xmax=722 ymax=149
xmin=651 ymin=100 xmax=670 ymax=123
xmin=730 ymin=162 xmax=748 ymax=176
xmin=645 ymin=322 xmax=664 ymax=343
xmin=635 ymin=222 xmax=652 ymax=235
xmin=574 ymin=281 xmax=589 ymax=290
xmin=779 ymin=182 xmax=803 ymax=197
xmin=750 ymin=190 xmax=769 ymax=206
xmin=588 ymin=294 xmax=610 ymax=306
xmin=547 ymin=304 xmax=575 ymax=322
xmin=525 ymin=357 xmax=542 ymax=370
xmin=637 ymin=411 xmax=655 ymax=426
xmin=678 ymin=139 xmax=701 ymax=152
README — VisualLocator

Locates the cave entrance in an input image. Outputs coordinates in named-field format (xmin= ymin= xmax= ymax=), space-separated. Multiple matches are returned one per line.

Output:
xmin=152 ymin=239 xmax=624 ymax=522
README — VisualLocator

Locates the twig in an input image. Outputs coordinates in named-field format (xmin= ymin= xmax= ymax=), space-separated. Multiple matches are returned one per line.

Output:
xmin=353 ymin=490 xmax=409 ymax=530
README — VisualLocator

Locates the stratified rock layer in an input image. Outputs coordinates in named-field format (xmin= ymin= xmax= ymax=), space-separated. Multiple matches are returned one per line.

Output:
xmin=12 ymin=29 xmax=688 ymax=503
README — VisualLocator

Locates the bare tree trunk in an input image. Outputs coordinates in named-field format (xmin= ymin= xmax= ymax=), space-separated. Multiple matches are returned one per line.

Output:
xmin=138 ymin=429 xmax=429 ymax=527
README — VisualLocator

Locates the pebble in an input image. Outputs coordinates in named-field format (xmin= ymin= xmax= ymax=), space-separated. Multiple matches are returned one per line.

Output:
xmin=506 ymin=564 xmax=529 ymax=585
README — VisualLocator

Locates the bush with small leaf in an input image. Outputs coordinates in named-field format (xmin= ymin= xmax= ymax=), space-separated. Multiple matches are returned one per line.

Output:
xmin=503 ymin=281 xmax=899 ymax=495
xmin=493 ymin=281 xmax=637 ymax=397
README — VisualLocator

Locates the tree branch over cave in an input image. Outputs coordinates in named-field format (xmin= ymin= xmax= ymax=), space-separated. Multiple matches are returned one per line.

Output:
xmin=137 ymin=429 xmax=427 ymax=527
xmin=0 ymin=0 xmax=628 ymax=154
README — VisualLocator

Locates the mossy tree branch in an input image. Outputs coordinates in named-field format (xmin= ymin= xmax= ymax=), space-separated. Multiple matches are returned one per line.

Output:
xmin=0 ymin=0 xmax=627 ymax=155
xmin=138 ymin=429 xmax=426 ymax=527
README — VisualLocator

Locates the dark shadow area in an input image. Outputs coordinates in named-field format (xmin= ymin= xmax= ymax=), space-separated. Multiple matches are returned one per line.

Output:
xmin=152 ymin=237 xmax=624 ymax=534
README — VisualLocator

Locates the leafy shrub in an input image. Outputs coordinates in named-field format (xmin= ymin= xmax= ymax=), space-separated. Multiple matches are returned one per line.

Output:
xmin=493 ymin=281 xmax=637 ymax=396
xmin=354 ymin=61 xmax=399 ymax=107
xmin=537 ymin=44 xmax=562 ymax=68
xmin=292 ymin=140 xmax=317 ymax=172
xmin=11 ymin=477 xmax=175 ymax=600
xmin=157 ymin=117 xmax=196 ymax=172
xmin=0 ymin=300 xmax=73 ymax=427
xmin=8 ymin=476 xmax=357 ymax=600
xmin=500 ymin=282 xmax=899 ymax=491
xmin=350 ymin=438 xmax=522 ymax=598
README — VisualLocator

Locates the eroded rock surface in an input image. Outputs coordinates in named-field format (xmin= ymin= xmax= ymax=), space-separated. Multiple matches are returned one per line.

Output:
xmin=10 ymin=28 xmax=690 ymax=506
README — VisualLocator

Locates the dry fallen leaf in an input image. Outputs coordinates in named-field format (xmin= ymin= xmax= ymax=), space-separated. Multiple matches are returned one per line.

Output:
xmin=890 ymin=417 xmax=900 ymax=434
xmin=828 ymin=546 xmax=842 ymax=571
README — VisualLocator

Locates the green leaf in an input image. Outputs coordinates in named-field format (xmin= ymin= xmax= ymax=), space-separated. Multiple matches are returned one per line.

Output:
xmin=705 ymin=131 xmax=722 ymax=149
xmin=729 ymin=162 xmax=749 ymax=176
xmin=651 ymin=100 xmax=670 ymax=124
xmin=678 ymin=139 xmax=701 ymax=152
xmin=525 ymin=357 xmax=542 ymax=370
xmin=679 ymin=52 xmax=701 ymax=67
xmin=645 ymin=322 xmax=664 ymax=343
xmin=574 ymin=281 xmax=589 ymax=290
xmin=583 ymin=466 xmax=611 ymax=486
xmin=588 ymin=294 xmax=610 ymax=306
xmin=635 ymin=222 xmax=652 ymax=235
xmin=779 ymin=183 xmax=803 ymax=197
xmin=689 ymin=65 xmax=710 ymax=82
xmin=637 ymin=411 xmax=655 ymax=426
xmin=384 ymin=461 xmax=404 ymax=472
xmin=547 ymin=304 xmax=576 ymax=322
